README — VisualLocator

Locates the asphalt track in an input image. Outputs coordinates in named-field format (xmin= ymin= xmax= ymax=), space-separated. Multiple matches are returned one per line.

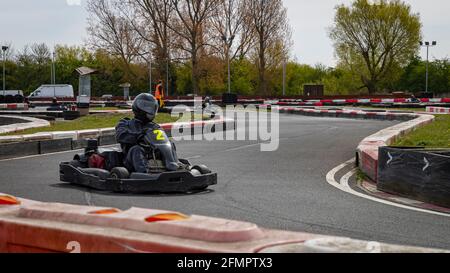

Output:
xmin=1 ymin=114 xmax=450 ymax=250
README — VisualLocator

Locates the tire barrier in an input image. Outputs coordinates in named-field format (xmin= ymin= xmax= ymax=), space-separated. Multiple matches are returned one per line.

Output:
xmin=1 ymin=194 xmax=446 ymax=253
xmin=0 ymin=95 xmax=24 ymax=104
xmin=222 ymin=93 xmax=238 ymax=105
xmin=378 ymin=147 xmax=450 ymax=208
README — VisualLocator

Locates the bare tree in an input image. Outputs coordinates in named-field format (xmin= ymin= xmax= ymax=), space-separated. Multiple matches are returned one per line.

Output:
xmin=169 ymin=0 xmax=220 ymax=94
xmin=209 ymin=0 xmax=254 ymax=93
xmin=30 ymin=43 xmax=51 ymax=65
xmin=86 ymin=0 xmax=145 ymax=79
xmin=210 ymin=0 xmax=253 ymax=61
xmin=246 ymin=0 xmax=291 ymax=95
xmin=128 ymin=0 xmax=174 ymax=91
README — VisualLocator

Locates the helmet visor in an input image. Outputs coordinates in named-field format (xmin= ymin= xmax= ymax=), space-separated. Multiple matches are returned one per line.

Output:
xmin=134 ymin=99 xmax=158 ymax=115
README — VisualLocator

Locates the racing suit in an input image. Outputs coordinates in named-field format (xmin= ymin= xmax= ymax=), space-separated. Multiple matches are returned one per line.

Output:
xmin=115 ymin=118 xmax=161 ymax=173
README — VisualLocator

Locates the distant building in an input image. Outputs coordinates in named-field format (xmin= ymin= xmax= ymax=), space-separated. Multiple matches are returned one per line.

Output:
xmin=75 ymin=67 xmax=98 ymax=97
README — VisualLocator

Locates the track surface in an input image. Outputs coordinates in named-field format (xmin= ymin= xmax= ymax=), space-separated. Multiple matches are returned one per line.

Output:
xmin=1 ymin=114 xmax=450 ymax=250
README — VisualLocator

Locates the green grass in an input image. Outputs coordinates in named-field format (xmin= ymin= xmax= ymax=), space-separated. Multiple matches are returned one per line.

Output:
xmin=356 ymin=169 xmax=370 ymax=182
xmin=394 ymin=115 xmax=450 ymax=148
xmin=2 ymin=113 xmax=211 ymax=136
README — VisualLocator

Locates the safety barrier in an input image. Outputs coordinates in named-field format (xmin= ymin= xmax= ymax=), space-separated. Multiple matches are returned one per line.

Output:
xmin=378 ymin=147 xmax=450 ymax=208
xmin=277 ymin=97 xmax=450 ymax=105
xmin=0 ymin=104 xmax=29 ymax=110
xmin=1 ymin=193 xmax=445 ymax=253
xmin=278 ymin=107 xmax=418 ymax=122
xmin=0 ymin=194 xmax=321 ymax=253
xmin=426 ymin=107 xmax=450 ymax=114
xmin=356 ymin=114 xmax=435 ymax=181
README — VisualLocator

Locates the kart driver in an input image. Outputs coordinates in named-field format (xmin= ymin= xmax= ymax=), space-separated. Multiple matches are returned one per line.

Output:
xmin=115 ymin=93 xmax=161 ymax=174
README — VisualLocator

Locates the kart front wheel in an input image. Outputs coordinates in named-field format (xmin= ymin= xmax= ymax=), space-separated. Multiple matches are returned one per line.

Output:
xmin=110 ymin=167 xmax=130 ymax=179
xmin=192 ymin=165 xmax=212 ymax=175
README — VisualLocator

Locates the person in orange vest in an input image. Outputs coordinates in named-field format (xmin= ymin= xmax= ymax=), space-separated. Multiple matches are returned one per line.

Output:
xmin=154 ymin=80 xmax=165 ymax=108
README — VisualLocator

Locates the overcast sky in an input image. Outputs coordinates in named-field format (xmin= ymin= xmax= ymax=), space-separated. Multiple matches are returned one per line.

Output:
xmin=1 ymin=0 xmax=448 ymax=66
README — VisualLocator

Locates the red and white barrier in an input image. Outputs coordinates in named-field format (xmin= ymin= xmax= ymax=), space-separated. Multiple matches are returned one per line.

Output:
xmin=357 ymin=114 xmax=435 ymax=181
xmin=275 ymin=98 xmax=450 ymax=106
xmin=0 ymin=104 xmax=29 ymax=110
xmin=427 ymin=107 xmax=450 ymax=114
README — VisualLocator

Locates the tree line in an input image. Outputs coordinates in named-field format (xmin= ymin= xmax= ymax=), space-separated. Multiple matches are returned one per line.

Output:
xmin=1 ymin=0 xmax=448 ymax=96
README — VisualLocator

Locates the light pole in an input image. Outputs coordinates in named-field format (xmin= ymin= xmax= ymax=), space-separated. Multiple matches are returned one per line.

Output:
xmin=52 ymin=52 xmax=56 ymax=84
xmin=166 ymin=56 xmax=169 ymax=97
xmin=148 ymin=57 xmax=152 ymax=94
xmin=420 ymin=41 xmax=437 ymax=93
xmin=2 ymin=46 xmax=9 ymax=96
xmin=165 ymin=44 xmax=170 ymax=97
xmin=222 ymin=35 xmax=234 ymax=94
xmin=51 ymin=51 xmax=56 ymax=97
xmin=282 ymin=59 xmax=287 ymax=96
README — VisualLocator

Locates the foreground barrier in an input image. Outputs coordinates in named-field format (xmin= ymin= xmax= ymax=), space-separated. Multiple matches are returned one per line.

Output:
xmin=0 ymin=194 xmax=321 ymax=253
xmin=0 ymin=194 xmax=446 ymax=253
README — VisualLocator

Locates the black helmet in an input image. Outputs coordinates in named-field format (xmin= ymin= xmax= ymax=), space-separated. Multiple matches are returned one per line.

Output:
xmin=132 ymin=93 xmax=159 ymax=122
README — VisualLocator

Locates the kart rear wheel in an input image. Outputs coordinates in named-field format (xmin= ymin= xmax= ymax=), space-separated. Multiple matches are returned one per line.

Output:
xmin=110 ymin=167 xmax=130 ymax=179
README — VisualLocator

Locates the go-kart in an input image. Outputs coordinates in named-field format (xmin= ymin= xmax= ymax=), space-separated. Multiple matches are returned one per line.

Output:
xmin=59 ymin=129 xmax=217 ymax=194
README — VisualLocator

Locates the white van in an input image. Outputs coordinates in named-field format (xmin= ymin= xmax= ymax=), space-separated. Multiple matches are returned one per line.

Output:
xmin=29 ymin=85 xmax=74 ymax=99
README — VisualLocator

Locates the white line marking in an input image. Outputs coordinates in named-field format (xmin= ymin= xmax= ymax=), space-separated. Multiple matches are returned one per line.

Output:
xmin=326 ymin=159 xmax=450 ymax=218
xmin=84 ymin=192 xmax=94 ymax=207
xmin=325 ymin=159 xmax=355 ymax=191
xmin=423 ymin=157 xmax=430 ymax=172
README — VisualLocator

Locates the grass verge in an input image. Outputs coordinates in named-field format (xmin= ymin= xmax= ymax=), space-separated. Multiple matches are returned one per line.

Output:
xmin=393 ymin=114 xmax=450 ymax=148
xmin=2 ymin=113 xmax=211 ymax=136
